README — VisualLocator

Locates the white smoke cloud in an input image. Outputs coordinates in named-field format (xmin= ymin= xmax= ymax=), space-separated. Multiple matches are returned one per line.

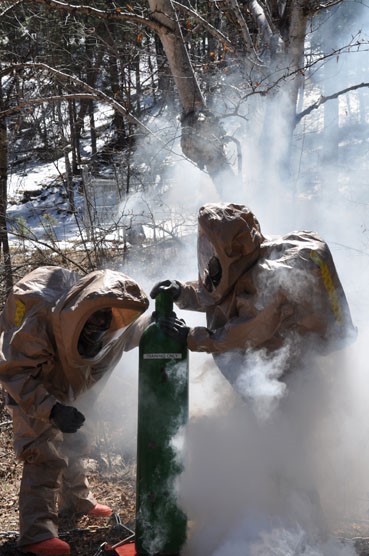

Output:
xmin=178 ymin=339 xmax=369 ymax=556
xmin=210 ymin=522 xmax=356 ymax=556
xmin=233 ymin=348 xmax=289 ymax=421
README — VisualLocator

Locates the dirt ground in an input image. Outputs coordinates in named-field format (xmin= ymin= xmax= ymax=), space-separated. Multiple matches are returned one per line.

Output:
xmin=0 ymin=390 xmax=137 ymax=556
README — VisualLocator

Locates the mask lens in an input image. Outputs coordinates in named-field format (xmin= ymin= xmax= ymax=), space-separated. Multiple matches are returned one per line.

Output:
xmin=208 ymin=256 xmax=222 ymax=286
xmin=198 ymin=233 xmax=217 ymax=287
xmin=78 ymin=309 xmax=113 ymax=357
xmin=203 ymin=269 xmax=214 ymax=292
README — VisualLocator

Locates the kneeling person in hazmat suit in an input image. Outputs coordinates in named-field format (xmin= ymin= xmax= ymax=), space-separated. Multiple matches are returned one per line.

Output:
xmin=0 ymin=266 xmax=149 ymax=556
xmin=151 ymin=202 xmax=357 ymax=399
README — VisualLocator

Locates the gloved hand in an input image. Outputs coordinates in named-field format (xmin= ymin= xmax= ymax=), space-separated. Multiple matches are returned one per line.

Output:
xmin=158 ymin=316 xmax=190 ymax=342
xmin=150 ymin=280 xmax=181 ymax=300
xmin=50 ymin=402 xmax=85 ymax=433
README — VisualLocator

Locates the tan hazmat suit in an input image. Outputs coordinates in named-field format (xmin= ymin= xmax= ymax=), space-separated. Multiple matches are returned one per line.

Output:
xmin=175 ymin=203 xmax=357 ymax=390
xmin=0 ymin=266 xmax=149 ymax=547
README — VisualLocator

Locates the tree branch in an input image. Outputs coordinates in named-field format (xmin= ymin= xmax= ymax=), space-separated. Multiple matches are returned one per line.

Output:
xmin=6 ymin=226 xmax=89 ymax=274
xmin=172 ymin=0 xmax=236 ymax=53
xmin=248 ymin=0 xmax=276 ymax=45
xmin=318 ymin=0 xmax=346 ymax=9
xmin=0 ymin=0 xmax=23 ymax=17
xmin=296 ymin=82 xmax=369 ymax=124
xmin=0 ymin=93 xmax=95 ymax=119
xmin=224 ymin=0 xmax=263 ymax=63
xmin=27 ymin=0 xmax=167 ymax=34
xmin=0 ymin=62 xmax=201 ymax=172
xmin=0 ymin=63 xmax=154 ymax=135
xmin=240 ymin=39 xmax=369 ymax=101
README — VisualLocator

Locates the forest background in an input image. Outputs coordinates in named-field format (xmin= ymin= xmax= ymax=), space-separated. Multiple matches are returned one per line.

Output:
xmin=1 ymin=1 xmax=369 ymax=556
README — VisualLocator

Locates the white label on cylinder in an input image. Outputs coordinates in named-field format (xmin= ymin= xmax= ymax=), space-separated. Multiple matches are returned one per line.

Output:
xmin=143 ymin=353 xmax=182 ymax=359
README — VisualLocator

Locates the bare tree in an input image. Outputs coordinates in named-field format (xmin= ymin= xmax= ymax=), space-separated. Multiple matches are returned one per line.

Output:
xmin=2 ymin=0 xmax=367 ymax=197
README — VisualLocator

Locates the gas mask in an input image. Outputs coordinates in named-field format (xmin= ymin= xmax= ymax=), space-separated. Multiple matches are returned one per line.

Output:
xmin=198 ymin=233 xmax=222 ymax=293
xmin=78 ymin=308 xmax=113 ymax=358
xmin=203 ymin=256 xmax=222 ymax=292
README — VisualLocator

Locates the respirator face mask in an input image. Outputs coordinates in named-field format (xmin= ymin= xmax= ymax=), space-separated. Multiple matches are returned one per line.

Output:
xmin=78 ymin=308 xmax=113 ymax=358
xmin=198 ymin=233 xmax=222 ymax=293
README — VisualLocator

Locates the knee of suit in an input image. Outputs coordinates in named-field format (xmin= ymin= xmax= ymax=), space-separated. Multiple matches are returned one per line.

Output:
xmin=20 ymin=436 xmax=68 ymax=467
xmin=61 ymin=429 xmax=90 ymax=458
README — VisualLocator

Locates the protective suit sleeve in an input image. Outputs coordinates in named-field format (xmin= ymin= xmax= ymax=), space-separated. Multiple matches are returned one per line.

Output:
xmin=187 ymin=294 xmax=293 ymax=353
xmin=0 ymin=316 xmax=59 ymax=422
xmin=175 ymin=281 xmax=207 ymax=313
xmin=0 ymin=370 xmax=57 ymax=421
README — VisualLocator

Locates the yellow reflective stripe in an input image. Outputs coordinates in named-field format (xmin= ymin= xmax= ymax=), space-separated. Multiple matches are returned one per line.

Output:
xmin=14 ymin=299 xmax=26 ymax=327
xmin=309 ymin=251 xmax=342 ymax=323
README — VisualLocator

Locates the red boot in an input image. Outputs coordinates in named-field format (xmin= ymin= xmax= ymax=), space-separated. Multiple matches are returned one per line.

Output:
xmin=87 ymin=503 xmax=112 ymax=517
xmin=21 ymin=538 xmax=70 ymax=555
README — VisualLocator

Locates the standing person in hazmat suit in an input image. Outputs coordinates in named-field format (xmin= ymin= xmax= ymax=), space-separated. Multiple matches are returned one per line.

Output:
xmin=0 ymin=265 xmax=149 ymax=556
xmin=151 ymin=202 xmax=357 ymax=541
xmin=151 ymin=202 xmax=357 ymax=391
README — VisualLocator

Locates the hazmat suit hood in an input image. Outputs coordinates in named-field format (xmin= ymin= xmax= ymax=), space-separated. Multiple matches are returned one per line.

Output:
xmin=0 ymin=266 xmax=149 ymax=413
xmin=197 ymin=203 xmax=264 ymax=304
xmin=52 ymin=268 xmax=149 ymax=395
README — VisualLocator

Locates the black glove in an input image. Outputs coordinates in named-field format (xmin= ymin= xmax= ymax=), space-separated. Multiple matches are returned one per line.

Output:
xmin=158 ymin=316 xmax=190 ymax=342
xmin=150 ymin=280 xmax=181 ymax=300
xmin=50 ymin=402 xmax=85 ymax=433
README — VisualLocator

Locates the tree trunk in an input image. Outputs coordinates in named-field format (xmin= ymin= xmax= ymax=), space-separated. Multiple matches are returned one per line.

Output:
xmin=148 ymin=0 xmax=204 ymax=115
xmin=258 ymin=2 xmax=308 ymax=186
xmin=57 ymin=98 xmax=75 ymax=214
xmin=89 ymin=101 xmax=97 ymax=160
xmin=154 ymin=35 xmax=175 ymax=109
xmin=148 ymin=0 xmax=238 ymax=193
xmin=74 ymin=35 xmax=103 ymax=161
xmin=68 ymin=100 xmax=79 ymax=174
xmin=108 ymin=52 xmax=126 ymax=147
xmin=0 ymin=118 xmax=13 ymax=295
xmin=284 ymin=2 xmax=307 ymax=129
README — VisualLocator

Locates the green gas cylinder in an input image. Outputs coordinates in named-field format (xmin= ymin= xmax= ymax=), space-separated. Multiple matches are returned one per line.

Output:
xmin=135 ymin=292 xmax=189 ymax=556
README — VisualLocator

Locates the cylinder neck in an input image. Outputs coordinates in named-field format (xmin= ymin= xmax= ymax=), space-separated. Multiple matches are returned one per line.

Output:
xmin=155 ymin=291 xmax=173 ymax=318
